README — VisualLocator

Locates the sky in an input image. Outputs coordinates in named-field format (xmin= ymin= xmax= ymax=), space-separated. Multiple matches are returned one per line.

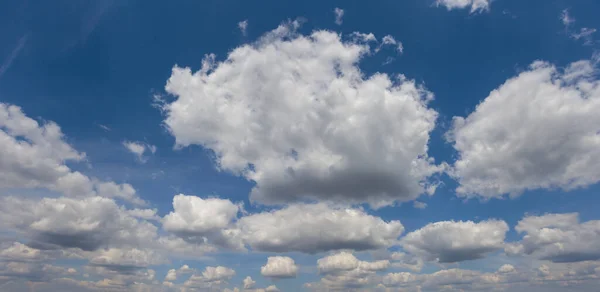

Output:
xmin=1 ymin=0 xmax=600 ymax=291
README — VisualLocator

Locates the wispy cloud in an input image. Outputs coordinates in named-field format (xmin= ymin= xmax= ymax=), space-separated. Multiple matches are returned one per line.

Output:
xmin=334 ymin=8 xmax=344 ymax=25
xmin=0 ymin=33 xmax=29 ymax=78
xmin=238 ymin=20 xmax=248 ymax=36
xmin=561 ymin=9 xmax=597 ymax=45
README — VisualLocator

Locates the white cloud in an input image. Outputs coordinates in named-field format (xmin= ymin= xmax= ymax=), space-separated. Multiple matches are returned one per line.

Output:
xmin=334 ymin=7 xmax=344 ymax=25
xmin=389 ymin=252 xmax=424 ymax=272
xmin=184 ymin=266 xmax=236 ymax=289
xmin=312 ymin=252 xmax=390 ymax=290
xmin=261 ymin=256 xmax=298 ymax=278
xmin=435 ymin=0 xmax=490 ymax=13
xmin=0 ymin=196 xmax=158 ymax=252
xmin=243 ymin=275 xmax=256 ymax=289
xmin=238 ymin=20 xmax=248 ymax=36
xmin=448 ymin=60 xmax=600 ymax=199
xmin=0 ymin=103 xmax=143 ymax=205
xmin=123 ymin=141 xmax=156 ymax=163
xmin=238 ymin=203 xmax=404 ymax=253
xmin=512 ymin=213 xmax=600 ymax=262
xmin=561 ymin=9 xmax=575 ymax=27
xmin=413 ymin=201 xmax=427 ymax=209
xmin=317 ymin=252 xmax=359 ymax=274
xmin=162 ymin=194 xmax=243 ymax=249
xmin=401 ymin=220 xmax=508 ymax=263
xmin=161 ymin=22 xmax=443 ymax=208
xmin=89 ymin=248 xmax=165 ymax=271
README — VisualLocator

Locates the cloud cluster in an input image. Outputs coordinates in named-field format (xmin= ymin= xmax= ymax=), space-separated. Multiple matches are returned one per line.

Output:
xmin=510 ymin=213 xmax=600 ymax=263
xmin=0 ymin=103 xmax=143 ymax=205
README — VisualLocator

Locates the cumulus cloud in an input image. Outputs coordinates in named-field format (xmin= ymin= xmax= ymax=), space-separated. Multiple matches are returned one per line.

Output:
xmin=238 ymin=203 xmax=404 ymax=253
xmin=401 ymin=220 xmax=508 ymax=263
xmin=184 ymin=266 xmax=236 ymax=290
xmin=162 ymin=194 xmax=243 ymax=250
xmin=311 ymin=252 xmax=390 ymax=290
xmin=123 ymin=141 xmax=156 ymax=163
xmin=511 ymin=213 xmax=600 ymax=263
xmin=448 ymin=60 xmax=600 ymax=199
xmin=161 ymin=22 xmax=443 ymax=208
xmin=435 ymin=0 xmax=490 ymax=13
xmin=243 ymin=275 xmax=256 ymax=289
xmin=0 ymin=196 xmax=157 ymax=252
xmin=0 ymin=103 xmax=143 ymax=205
xmin=261 ymin=256 xmax=298 ymax=278
xmin=334 ymin=8 xmax=344 ymax=25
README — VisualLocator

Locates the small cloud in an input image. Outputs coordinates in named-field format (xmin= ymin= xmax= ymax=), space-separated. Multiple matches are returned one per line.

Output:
xmin=238 ymin=20 xmax=248 ymax=36
xmin=571 ymin=28 xmax=597 ymax=45
xmin=413 ymin=201 xmax=427 ymax=209
xmin=435 ymin=0 xmax=490 ymax=14
xmin=98 ymin=124 xmax=111 ymax=131
xmin=560 ymin=9 xmax=597 ymax=45
xmin=334 ymin=7 xmax=344 ymax=25
xmin=561 ymin=9 xmax=575 ymax=27
xmin=376 ymin=35 xmax=404 ymax=55
xmin=123 ymin=141 xmax=157 ymax=163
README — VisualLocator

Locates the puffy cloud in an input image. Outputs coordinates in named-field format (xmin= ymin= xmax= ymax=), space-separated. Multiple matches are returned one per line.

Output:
xmin=312 ymin=252 xmax=391 ymax=290
xmin=401 ymin=220 xmax=508 ymax=263
xmin=0 ymin=103 xmax=143 ymax=205
xmin=317 ymin=252 xmax=359 ymax=274
xmin=334 ymin=7 xmax=344 ymax=25
xmin=0 ymin=196 xmax=158 ymax=252
xmin=243 ymin=276 xmax=256 ymax=289
xmin=238 ymin=203 xmax=404 ymax=253
xmin=164 ymin=265 xmax=193 ymax=282
xmin=498 ymin=264 xmax=516 ymax=274
xmin=122 ymin=141 xmax=156 ymax=163
xmin=162 ymin=194 xmax=243 ymax=249
xmin=161 ymin=23 xmax=443 ymax=208
xmin=513 ymin=213 xmax=600 ymax=262
xmin=184 ymin=266 xmax=236 ymax=289
xmin=435 ymin=0 xmax=490 ymax=13
xmin=261 ymin=256 xmax=298 ymax=278
xmin=448 ymin=60 xmax=600 ymax=199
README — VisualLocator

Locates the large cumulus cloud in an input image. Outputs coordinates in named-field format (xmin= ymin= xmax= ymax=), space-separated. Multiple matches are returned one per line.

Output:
xmin=160 ymin=22 xmax=443 ymax=208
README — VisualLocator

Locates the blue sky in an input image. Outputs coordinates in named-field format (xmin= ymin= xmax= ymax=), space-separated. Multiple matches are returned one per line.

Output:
xmin=1 ymin=0 xmax=600 ymax=291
